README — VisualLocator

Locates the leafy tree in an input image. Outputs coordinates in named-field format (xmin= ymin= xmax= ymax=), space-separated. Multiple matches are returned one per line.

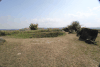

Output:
xmin=67 ymin=25 xmax=73 ymax=30
xmin=29 ymin=23 xmax=38 ymax=30
xmin=68 ymin=21 xmax=81 ymax=32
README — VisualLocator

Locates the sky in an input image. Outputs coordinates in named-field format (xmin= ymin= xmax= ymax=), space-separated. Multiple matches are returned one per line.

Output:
xmin=0 ymin=0 xmax=100 ymax=29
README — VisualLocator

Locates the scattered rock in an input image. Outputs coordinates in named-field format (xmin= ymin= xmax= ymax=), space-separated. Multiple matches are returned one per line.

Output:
xmin=98 ymin=63 xmax=100 ymax=67
xmin=17 ymin=53 xmax=21 ymax=55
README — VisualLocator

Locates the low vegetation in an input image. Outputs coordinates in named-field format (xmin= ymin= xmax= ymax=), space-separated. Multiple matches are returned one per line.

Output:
xmin=0 ymin=28 xmax=65 ymax=39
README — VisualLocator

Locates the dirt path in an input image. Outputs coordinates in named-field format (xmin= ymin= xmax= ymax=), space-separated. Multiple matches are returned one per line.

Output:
xmin=0 ymin=32 xmax=100 ymax=67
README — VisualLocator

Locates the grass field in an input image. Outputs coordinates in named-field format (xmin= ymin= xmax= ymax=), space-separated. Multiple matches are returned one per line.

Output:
xmin=0 ymin=29 xmax=100 ymax=67
xmin=0 ymin=29 xmax=65 ymax=39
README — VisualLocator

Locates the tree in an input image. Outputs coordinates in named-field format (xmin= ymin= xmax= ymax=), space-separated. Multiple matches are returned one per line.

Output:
xmin=73 ymin=21 xmax=81 ymax=31
xmin=67 ymin=21 xmax=81 ymax=33
xmin=29 ymin=23 xmax=38 ymax=30
xmin=67 ymin=25 xmax=73 ymax=30
xmin=71 ymin=21 xmax=81 ymax=31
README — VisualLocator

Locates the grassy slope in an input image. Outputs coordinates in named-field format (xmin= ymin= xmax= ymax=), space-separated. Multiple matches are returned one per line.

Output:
xmin=0 ymin=32 xmax=100 ymax=67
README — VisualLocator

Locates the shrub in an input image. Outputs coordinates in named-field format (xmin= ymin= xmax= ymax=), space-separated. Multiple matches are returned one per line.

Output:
xmin=63 ymin=27 xmax=69 ymax=32
xmin=71 ymin=21 xmax=81 ymax=31
xmin=0 ymin=31 xmax=6 ymax=36
xmin=67 ymin=21 xmax=81 ymax=33
xmin=29 ymin=23 xmax=38 ymax=30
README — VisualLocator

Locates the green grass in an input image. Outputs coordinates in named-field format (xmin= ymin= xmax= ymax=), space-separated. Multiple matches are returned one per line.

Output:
xmin=0 ymin=29 xmax=65 ymax=38
xmin=32 ymin=32 xmax=65 ymax=38
xmin=8 ymin=31 xmax=65 ymax=39
xmin=0 ymin=30 xmax=20 ymax=36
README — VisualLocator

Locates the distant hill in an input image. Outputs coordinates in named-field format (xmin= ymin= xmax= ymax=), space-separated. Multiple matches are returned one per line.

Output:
xmin=87 ymin=27 xmax=100 ymax=29
xmin=0 ymin=29 xmax=19 ymax=30
xmin=0 ymin=27 xmax=100 ymax=31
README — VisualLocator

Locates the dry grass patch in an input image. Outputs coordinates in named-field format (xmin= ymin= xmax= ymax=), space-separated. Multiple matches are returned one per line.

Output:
xmin=0 ymin=32 xmax=100 ymax=67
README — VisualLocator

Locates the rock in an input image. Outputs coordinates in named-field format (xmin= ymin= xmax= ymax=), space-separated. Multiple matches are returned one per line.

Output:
xmin=0 ymin=37 xmax=6 ymax=45
xmin=99 ymin=63 xmax=100 ymax=67
xmin=17 ymin=53 xmax=21 ymax=55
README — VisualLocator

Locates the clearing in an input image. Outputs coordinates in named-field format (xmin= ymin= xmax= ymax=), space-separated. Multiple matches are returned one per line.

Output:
xmin=0 ymin=32 xmax=100 ymax=67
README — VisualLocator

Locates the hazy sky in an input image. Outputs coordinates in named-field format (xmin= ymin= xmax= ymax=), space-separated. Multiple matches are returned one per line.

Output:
xmin=0 ymin=0 xmax=100 ymax=29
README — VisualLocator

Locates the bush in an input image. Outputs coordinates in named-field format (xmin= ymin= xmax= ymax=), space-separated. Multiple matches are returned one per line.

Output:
xmin=0 ymin=31 xmax=6 ymax=36
xmin=29 ymin=23 xmax=38 ymax=30
xmin=62 ymin=27 xmax=69 ymax=32
xmin=71 ymin=21 xmax=81 ymax=31
xmin=67 ymin=21 xmax=81 ymax=33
